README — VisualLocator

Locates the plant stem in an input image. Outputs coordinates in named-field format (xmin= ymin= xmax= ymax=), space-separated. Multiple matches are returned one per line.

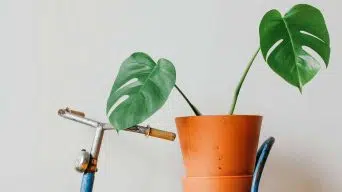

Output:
xmin=229 ymin=48 xmax=260 ymax=115
xmin=175 ymin=84 xmax=202 ymax=116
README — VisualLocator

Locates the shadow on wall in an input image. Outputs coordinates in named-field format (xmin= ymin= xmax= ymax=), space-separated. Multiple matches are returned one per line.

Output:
xmin=260 ymin=152 xmax=329 ymax=192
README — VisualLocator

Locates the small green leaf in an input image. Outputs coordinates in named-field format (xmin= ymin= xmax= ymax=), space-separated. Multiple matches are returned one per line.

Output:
xmin=259 ymin=4 xmax=330 ymax=91
xmin=107 ymin=52 xmax=176 ymax=130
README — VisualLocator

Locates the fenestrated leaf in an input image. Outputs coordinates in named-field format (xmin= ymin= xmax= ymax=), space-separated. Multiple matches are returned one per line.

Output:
xmin=106 ymin=52 xmax=176 ymax=130
xmin=259 ymin=4 xmax=330 ymax=91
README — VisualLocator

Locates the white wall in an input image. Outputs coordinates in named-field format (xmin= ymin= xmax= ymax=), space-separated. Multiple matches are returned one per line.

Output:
xmin=1 ymin=0 xmax=341 ymax=191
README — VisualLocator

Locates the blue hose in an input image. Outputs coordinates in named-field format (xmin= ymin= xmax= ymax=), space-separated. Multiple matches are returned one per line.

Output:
xmin=251 ymin=137 xmax=275 ymax=192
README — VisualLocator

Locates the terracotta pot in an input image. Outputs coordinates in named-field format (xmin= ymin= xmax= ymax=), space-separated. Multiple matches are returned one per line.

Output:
xmin=176 ymin=115 xmax=262 ymax=177
xmin=183 ymin=176 xmax=253 ymax=192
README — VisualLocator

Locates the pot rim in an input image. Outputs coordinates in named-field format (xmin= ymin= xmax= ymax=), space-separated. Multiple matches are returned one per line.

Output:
xmin=175 ymin=114 xmax=262 ymax=121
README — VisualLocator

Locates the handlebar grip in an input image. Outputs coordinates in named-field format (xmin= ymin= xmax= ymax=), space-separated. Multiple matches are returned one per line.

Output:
xmin=148 ymin=128 xmax=176 ymax=141
xmin=65 ymin=107 xmax=85 ymax=117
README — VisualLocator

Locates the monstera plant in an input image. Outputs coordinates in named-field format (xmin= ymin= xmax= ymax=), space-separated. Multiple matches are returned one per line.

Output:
xmin=105 ymin=4 xmax=331 ymax=192
xmin=107 ymin=4 xmax=330 ymax=131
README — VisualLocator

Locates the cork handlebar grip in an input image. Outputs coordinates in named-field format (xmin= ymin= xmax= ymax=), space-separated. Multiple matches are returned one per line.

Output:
xmin=147 ymin=127 xmax=177 ymax=141
xmin=65 ymin=107 xmax=85 ymax=117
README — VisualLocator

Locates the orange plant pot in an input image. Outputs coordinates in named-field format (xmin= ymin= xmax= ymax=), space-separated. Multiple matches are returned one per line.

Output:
xmin=176 ymin=115 xmax=262 ymax=177
xmin=183 ymin=176 xmax=253 ymax=192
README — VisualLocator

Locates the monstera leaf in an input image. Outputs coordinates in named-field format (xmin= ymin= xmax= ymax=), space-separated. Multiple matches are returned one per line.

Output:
xmin=106 ymin=52 xmax=176 ymax=130
xmin=259 ymin=4 xmax=330 ymax=91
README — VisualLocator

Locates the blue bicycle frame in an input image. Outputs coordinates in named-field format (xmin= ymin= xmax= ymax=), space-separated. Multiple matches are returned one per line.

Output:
xmin=81 ymin=173 xmax=95 ymax=192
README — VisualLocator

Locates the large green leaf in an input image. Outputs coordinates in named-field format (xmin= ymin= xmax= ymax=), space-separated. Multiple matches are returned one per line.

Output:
xmin=259 ymin=4 xmax=330 ymax=91
xmin=106 ymin=52 xmax=176 ymax=130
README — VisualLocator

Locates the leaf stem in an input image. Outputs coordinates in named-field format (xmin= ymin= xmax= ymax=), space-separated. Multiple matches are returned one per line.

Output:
xmin=229 ymin=48 xmax=260 ymax=115
xmin=175 ymin=84 xmax=202 ymax=116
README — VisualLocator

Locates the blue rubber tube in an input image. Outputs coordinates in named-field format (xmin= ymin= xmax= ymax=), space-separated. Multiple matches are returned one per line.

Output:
xmin=251 ymin=137 xmax=275 ymax=192
xmin=80 ymin=173 xmax=95 ymax=192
